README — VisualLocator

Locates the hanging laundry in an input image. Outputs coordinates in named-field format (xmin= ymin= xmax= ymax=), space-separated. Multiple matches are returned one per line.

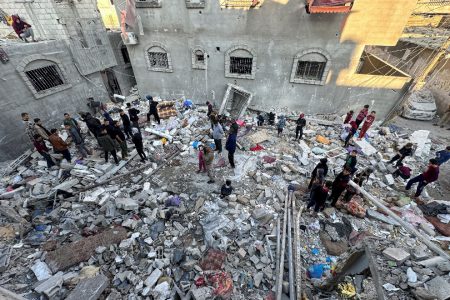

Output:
xmin=125 ymin=0 xmax=136 ymax=28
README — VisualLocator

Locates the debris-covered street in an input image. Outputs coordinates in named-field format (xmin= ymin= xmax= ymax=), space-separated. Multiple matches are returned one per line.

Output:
xmin=0 ymin=88 xmax=449 ymax=299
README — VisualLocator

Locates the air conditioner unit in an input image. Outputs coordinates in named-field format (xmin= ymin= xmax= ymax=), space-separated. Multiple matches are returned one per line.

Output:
xmin=122 ymin=32 xmax=138 ymax=45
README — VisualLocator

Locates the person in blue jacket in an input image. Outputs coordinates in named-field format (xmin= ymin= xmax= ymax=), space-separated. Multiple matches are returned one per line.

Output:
xmin=225 ymin=126 xmax=238 ymax=169
xmin=435 ymin=146 xmax=450 ymax=166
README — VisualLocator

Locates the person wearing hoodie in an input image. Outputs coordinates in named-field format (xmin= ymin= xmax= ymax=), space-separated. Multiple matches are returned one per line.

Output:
xmin=127 ymin=103 xmax=140 ymax=130
xmin=406 ymin=159 xmax=440 ymax=197
xmin=131 ymin=127 xmax=147 ymax=162
xmin=307 ymin=181 xmax=332 ymax=214
xmin=81 ymin=113 xmax=102 ymax=138
xmin=212 ymin=120 xmax=224 ymax=154
xmin=119 ymin=109 xmax=133 ymax=139
xmin=146 ymin=95 xmax=161 ymax=124
xmin=33 ymin=118 xmax=50 ymax=140
xmin=12 ymin=15 xmax=35 ymax=42
xmin=308 ymin=158 xmax=328 ymax=189
xmin=355 ymin=104 xmax=369 ymax=128
xmin=295 ymin=113 xmax=306 ymax=140
xmin=277 ymin=115 xmax=286 ymax=136
xmin=97 ymin=127 xmax=119 ymax=164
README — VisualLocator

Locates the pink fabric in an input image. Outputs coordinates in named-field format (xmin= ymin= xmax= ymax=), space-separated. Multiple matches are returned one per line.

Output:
xmin=198 ymin=151 xmax=206 ymax=172
xmin=125 ymin=0 xmax=136 ymax=28
xmin=120 ymin=10 xmax=128 ymax=39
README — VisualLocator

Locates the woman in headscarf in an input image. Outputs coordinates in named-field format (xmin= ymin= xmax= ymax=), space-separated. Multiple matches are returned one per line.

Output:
xmin=12 ymin=15 xmax=35 ymax=42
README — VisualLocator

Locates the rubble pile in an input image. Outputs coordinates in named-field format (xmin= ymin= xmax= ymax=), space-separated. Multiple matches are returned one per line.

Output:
xmin=0 ymin=94 xmax=449 ymax=299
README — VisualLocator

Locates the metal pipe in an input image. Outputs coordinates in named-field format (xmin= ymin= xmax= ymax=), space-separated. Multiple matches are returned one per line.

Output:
xmin=287 ymin=207 xmax=295 ymax=299
xmin=349 ymin=180 xmax=450 ymax=261
xmin=276 ymin=191 xmax=289 ymax=300
xmin=275 ymin=218 xmax=281 ymax=293
xmin=295 ymin=205 xmax=304 ymax=300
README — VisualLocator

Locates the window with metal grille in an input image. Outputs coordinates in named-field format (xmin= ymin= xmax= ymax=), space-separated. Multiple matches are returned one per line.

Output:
xmin=295 ymin=61 xmax=326 ymax=80
xmin=230 ymin=57 xmax=252 ymax=75
xmin=148 ymin=52 xmax=169 ymax=69
xmin=25 ymin=65 xmax=65 ymax=92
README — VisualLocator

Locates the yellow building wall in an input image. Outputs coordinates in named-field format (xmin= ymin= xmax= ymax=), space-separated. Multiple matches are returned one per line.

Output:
xmin=407 ymin=15 xmax=443 ymax=27
xmin=97 ymin=0 xmax=120 ymax=29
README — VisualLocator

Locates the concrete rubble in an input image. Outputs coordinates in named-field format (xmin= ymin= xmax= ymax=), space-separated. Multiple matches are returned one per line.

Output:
xmin=0 ymin=91 xmax=449 ymax=299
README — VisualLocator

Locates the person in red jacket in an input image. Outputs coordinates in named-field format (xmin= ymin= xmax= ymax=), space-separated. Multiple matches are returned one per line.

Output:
xmin=344 ymin=120 xmax=358 ymax=147
xmin=357 ymin=111 xmax=376 ymax=140
xmin=12 ymin=15 xmax=35 ymax=42
xmin=344 ymin=110 xmax=353 ymax=124
xmin=33 ymin=135 xmax=55 ymax=168
xmin=406 ymin=159 xmax=439 ymax=197
xmin=355 ymin=105 xmax=369 ymax=128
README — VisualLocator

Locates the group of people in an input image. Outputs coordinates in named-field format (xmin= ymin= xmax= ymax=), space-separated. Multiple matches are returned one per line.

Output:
xmin=343 ymin=104 xmax=377 ymax=147
xmin=256 ymin=111 xmax=308 ymax=141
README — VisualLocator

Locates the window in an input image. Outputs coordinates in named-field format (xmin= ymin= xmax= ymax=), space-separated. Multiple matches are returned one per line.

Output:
xmin=290 ymin=48 xmax=331 ymax=85
xmin=295 ymin=61 xmax=326 ymax=80
xmin=221 ymin=0 xmax=261 ymax=9
xmin=145 ymin=43 xmax=173 ymax=72
xmin=136 ymin=0 xmax=162 ymax=8
xmin=225 ymin=46 xmax=256 ymax=79
xmin=185 ymin=0 xmax=205 ymax=8
xmin=76 ymin=21 xmax=88 ymax=49
xmin=17 ymin=55 xmax=72 ymax=99
xmin=25 ymin=65 xmax=64 ymax=92
xmin=192 ymin=47 xmax=207 ymax=70
xmin=121 ymin=45 xmax=131 ymax=64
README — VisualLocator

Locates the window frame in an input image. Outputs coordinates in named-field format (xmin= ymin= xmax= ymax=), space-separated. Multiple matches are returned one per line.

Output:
xmin=136 ymin=0 xmax=162 ymax=8
xmin=17 ymin=55 xmax=72 ymax=99
xmin=192 ymin=47 xmax=207 ymax=70
xmin=290 ymin=48 xmax=331 ymax=85
xmin=225 ymin=45 xmax=257 ymax=80
xmin=185 ymin=0 xmax=205 ymax=8
xmin=145 ymin=42 xmax=173 ymax=72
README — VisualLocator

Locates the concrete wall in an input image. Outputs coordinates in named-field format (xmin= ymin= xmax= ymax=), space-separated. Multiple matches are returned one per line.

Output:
xmin=108 ymin=32 xmax=137 ymax=96
xmin=0 ymin=40 xmax=110 ymax=162
xmin=427 ymin=58 xmax=450 ymax=115
xmin=122 ymin=0 xmax=412 ymax=117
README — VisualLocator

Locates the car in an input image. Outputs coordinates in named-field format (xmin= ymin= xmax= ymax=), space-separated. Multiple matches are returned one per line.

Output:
xmin=401 ymin=89 xmax=437 ymax=121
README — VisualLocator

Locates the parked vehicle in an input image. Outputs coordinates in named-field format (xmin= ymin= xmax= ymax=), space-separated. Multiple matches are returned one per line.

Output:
xmin=402 ymin=89 xmax=437 ymax=121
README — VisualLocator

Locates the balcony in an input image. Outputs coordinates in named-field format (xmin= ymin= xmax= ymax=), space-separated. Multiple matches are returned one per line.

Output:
xmin=306 ymin=0 xmax=353 ymax=14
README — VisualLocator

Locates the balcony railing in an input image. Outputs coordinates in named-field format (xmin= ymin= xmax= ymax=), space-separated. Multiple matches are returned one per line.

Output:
xmin=306 ymin=0 xmax=353 ymax=14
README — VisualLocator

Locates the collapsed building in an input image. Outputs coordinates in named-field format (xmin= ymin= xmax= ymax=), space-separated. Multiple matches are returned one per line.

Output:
xmin=0 ymin=91 xmax=449 ymax=299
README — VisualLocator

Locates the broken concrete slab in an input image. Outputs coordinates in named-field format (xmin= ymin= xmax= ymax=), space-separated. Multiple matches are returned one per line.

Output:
xmin=30 ymin=261 xmax=52 ymax=281
xmin=66 ymin=274 xmax=109 ymax=300
xmin=144 ymin=268 xmax=162 ymax=288
xmin=354 ymin=139 xmax=377 ymax=156
xmin=0 ymin=245 xmax=11 ymax=272
xmin=367 ymin=209 xmax=400 ymax=226
xmin=426 ymin=276 xmax=450 ymax=300
xmin=45 ymin=227 xmax=127 ymax=272
xmin=115 ymin=198 xmax=139 ymax=210
xmin=0 ymin=287 xmax=27 ymax=300
xmin=35 ymin=271 xmax=64 ymax=298
xmin=383 ymin=247 xmax=410 ymax=265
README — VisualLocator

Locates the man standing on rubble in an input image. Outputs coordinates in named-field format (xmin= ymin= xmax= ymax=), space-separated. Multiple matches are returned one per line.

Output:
xmin=131 ymin=128 xmax=147 ymax=162
xmin=277 ymin=115 xmax=286 ymax=136
xmin=119 ymin=109 xmax=133 ymax=139
xmin=295 ymin=113 xmax=306 ymax=140
xmin=329 ymin=167 xmax=351 ymax=207
xmin=355 ymin=105 xmax=369 ymax=128
xmin=206 ymin=101 xmax=213 ymax=117
xmin=212 ymin=119 xmax=224 ymax=154
xmin=146 ymin=95 xmax=161 ymax=125
xmin=343 ymin=150 xmax=358 ymax=174
xmin=33 ymin=135 xmax=55 ymax=168
xmin=344 ymin=120 xmax=358 ymax=148
xmin=127 ymin=103 xmax=140 ymax=131
xmin=65 ymin=124 xmax=90 ymax=159
xmin=21 ymin=112 xmax=36 ymax=144
xmin=49 ymin=129 xmax=71 ymax=162
xmin=81 ymin=113 xmax=102 ymax=139
xmin=113 ymin=121 xmax=128 ymax=159
xmin=308 ymin=158 xmax=328 ymax=190
xmin=63 ymin=113 xmax=81 ymax=134
xmin=225 ymin=124 xmax=238 ymax=169
xmin=97 ymin=127 xmax=119 ymax=165
xmin=33 ymin=118 xmax=50 ymax=140
xmin=406 ymin=159 xmax=440 ymax=198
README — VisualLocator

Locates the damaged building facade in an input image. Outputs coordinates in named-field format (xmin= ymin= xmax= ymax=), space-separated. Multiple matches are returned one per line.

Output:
xmin=118 ymin=0 xmax=416 ymax=118
xmin=0 ymin=0 xmax=136 ymax=161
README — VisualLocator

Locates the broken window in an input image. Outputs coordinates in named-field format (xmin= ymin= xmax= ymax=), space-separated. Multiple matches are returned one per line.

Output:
xmin=146 ymin=44 xmax=173 ymax=72
xmin=192 ymin=48 xmax=207 ymax=69
xmin=121 ymin=45 xmax=131 ymax=64
xmin=230 ymin=57 xmax=253 ymax=75
xmin=136 ymin=0 xmax=162 ymax=8
xmin=295 ymin=61 xmax=326 ymax=80
xmin=25 ymin=65 xmax=65 ymax=92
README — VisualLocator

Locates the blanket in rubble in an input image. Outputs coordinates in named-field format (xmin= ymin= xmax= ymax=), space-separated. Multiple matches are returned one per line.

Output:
xmin=157 ymin=101 xmax=177 ymax=119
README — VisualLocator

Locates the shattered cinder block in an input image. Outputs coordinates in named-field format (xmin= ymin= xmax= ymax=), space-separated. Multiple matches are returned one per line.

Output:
xmin=65 ymin=274 xmax=109 ymax=300
xmin=35 ymin=271 xmax=64 ymax=298
xmin=45 ymin=227 xmax=127 ymax=272
xmin=144 ymin=268 xmax=162 ymax=288
xmin=382 ymin=247 xmax=410 ymax=265
xmin=115 ymin=198 xmax=139 ymax=210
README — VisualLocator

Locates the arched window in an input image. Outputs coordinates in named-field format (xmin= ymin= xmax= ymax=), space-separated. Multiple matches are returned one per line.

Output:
xmin=17 ymin=55 xmax=71 ymax=99
xmin=145 ymin=42 xmax=173 ymax=72
xmin=290 ymin=48 xmax=331 ymax=85
xmin=192 ymin=47 xmax=207 ymax=70
xmin=76 ymin=21 xmax=88 ymax=49
xmin=225 ymin=46 xmax=256 ymax=79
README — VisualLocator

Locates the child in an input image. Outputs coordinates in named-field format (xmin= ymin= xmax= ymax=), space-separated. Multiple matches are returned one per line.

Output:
xmin=357 ymin=111 xmax=376 ymax=140
xmin=204 ymin=146 xmax=215 ymax=184
xmin=33 ymin=134 xmax=55 ymax=168
xmin=131 ymin=127 xmax=147 ymax=162
xmin=344 ymin=110 xmax=353 ymax=124
xmin=197 ymin=145 xmax=206 ymax=173
xmin=344 ymin=121 xmax=358 ymax=147
xmin=392 ymin=163 xmax=411 ymax=180
xmin=295 ymin=113 xmax=306 ymax=140
xmin=307 ymin=181 xmax=332 ymax=213
xmin=355 ymin=105 xmax=369 ymax=128
xmin=221 ymin=180 xmax=233 ymax=198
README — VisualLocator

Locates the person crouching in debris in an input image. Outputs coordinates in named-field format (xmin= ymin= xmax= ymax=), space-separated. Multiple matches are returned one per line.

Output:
xmin=204 ymin=146 xmax=215 ymax=184
xmin=388 ymin=142 xmax=414 ymax=166
xmin=344 ymin=110 xmax=353 ymax=124
xmin=307 ymin=181 xmax=332 ymax=214
xmin=131 ymin=127 xmax=147 ymax=162
xmin=277 ymin=115 xmax=286 ymax=136
xmin=33 ymin=135 xmax=55 ymax=168
xmin=65 ymin=124 xmax=90 ymax=159
xmin=344 ymin=121 xmax=358 ymax=147
xmin=308 ymin=158 xmax=328 ymax=190
xmin=97 ymin=127 xmax=119 ymax=165
xmin=49 ymin=129 xmax=71 ymax=163
xmin=12 ymin=15 xmax=35 ymax=42
xmin=257 ymin=112 xmax=264 ymax=126
xmin=221 ymin=179 xmax=233 ymax=198
xmin=357 ymin=111 xmax=376 ymax=140
xmin=392 ymin=163 xmax=411 ymax=181
xmin=406 ymin=159 xmax=439 ymax=198
xmin=295 ymin=113 xmax=306 ymax=140
xmin=197 ymin=145 xmax=206 ymax=173
xmin=343 ymin=150 xmax=358 ymax=175
xmin=354 ymin=167 xmax=373 ymax=187
xmin=329 ymin=167 xmax=351 ymax=207
xmin=146 ymin=95 xmax=161 ymax=124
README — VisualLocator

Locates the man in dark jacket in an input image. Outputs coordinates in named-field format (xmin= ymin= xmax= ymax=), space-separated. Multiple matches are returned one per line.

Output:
xmin=220 ymin=180 xmax=233 ymax=198
xmin=225 ymin=132 xmax=237 ymax=169
xmin=388 ymin=143 xmax=414 ymax=166
xmin=329 ymin=168 xmax=351 ymax=207
xmin=97 ymin=127 xmax=119 ymax=164
xmin=307 ymin=181 xmax=332 ymax=213
xmin=127 ymin=103 xmax=140 ymax=130
xmin=33 ymin=135 xmax=55 ymax=168
xmin=113 ymin=121 xmax=128 ymax=159
xmin=257 ymin=112 xmax=264 ymax=126
xmin=65 ymin=124 xmax=89 ymax=158
xmin=146 ymin=95 xmax=161 ymax=124
xmin=295 ymin=113 xmax=307 ymax=140
xmin=82 ymin=113 xmax=102 ymax=138
xmin=131 ymin=127 xmax=147 ymax=162
xmin=119 ymin=109 xmax=133 ymax=139
xmin=406 ymin=159 xmax=439 ymax=197
xmin=343 ymin=150 xmax=358 ymax=174
xmin=206 ymin=101 xmax=213 ymax=117
xmin=308 ymin=158 xmax=328 ymax=189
